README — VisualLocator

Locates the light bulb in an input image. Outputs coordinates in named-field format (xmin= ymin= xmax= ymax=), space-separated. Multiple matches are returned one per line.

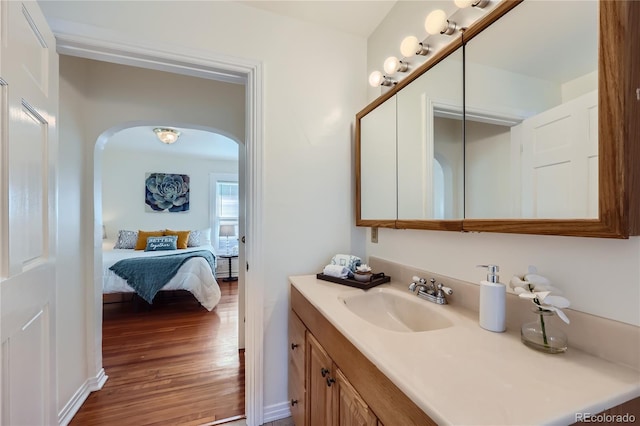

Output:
xmin=368 ymin=71 xmax=384 ymax=87
xmin=400 ymin=36 xmax=420 ymax=58
xmin=425 ymin=9 xmax=448 ymax=35
xmin=384 ymin=56 xmax=400 ymax=75
xmin=454 ymin=0 xmax=474 ymax=8
xmin=154 ymin=128 xmax=181 ymax=144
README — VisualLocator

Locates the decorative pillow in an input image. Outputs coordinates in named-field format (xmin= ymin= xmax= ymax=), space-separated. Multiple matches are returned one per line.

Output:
xmin=114 ymin=230 xmax=138 ymax=249
xmin=187 ymin=228 xmax=212 ymax=247
xmin=135 ymin=230 xmax=165 ymax=250
xmin=144 ymin=235 xmax=178 ymax=252
xmin=199 ymin=228 xmax=212 ymax=245
xmin=187 ymin=230 xmax=201 ymax=247
xmin=165 ymin=229 xmax=191 ymax=249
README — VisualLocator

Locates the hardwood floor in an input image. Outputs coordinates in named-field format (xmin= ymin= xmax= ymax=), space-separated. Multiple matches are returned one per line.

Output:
xmin=71 ymin=281 xmax=244 ymax=426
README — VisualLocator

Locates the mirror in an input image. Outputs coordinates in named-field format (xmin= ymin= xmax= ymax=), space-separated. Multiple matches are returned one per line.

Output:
xmin=464 ymin=1 xmax=598 ymax=219
xmin=359 ymin=96 xmax=397 ymax=222
xmin=397 ymin=49 xmax=464 ymax=220
xmin=357 ymin=0 xmax=636 ymax=238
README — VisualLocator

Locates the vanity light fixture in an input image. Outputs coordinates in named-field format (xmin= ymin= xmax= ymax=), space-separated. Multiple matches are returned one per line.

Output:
xmin=454 ymin=0 xmax=490 ymax=8
xmin=368 ymin=71 xmax=396 ymax=87
xmin=425 ymin=9 xmax=458 ymax=35
xmin=400 ymin=36 xmax=430 ymax=58
xmin=383 ymin=56 xmax=409 ymax=75
xmin=153 ymin=127 xmax=181 ymax=144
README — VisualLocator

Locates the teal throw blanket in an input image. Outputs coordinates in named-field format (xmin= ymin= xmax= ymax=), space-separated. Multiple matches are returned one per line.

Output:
xmin=109 ymin=250 xmax=217 ymax=304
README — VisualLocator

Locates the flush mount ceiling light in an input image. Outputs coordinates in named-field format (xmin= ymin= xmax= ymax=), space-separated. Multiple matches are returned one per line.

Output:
xmin=153 ymin=128 xmax=181 ymax=144
xmin=425 ymin=9 xmax=458 ymax=35
xmin=368 ymin=71 xmax=396 ymax=87
xmin=454 ymin=0 xmax=490 ymax=8
xmin=400 ymin=36 xmax=430 ymax=58
xmin=383 ymin=56 xmax=409 ymax=75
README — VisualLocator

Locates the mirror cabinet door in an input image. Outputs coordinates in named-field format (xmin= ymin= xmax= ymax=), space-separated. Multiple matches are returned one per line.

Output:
xmin=464 ymin=1 xmax=598 ymax=219
xmin=397 ymin=48 xmax=464 ymax=220
xmin=360 ymin=96 xmax=397 ymax=221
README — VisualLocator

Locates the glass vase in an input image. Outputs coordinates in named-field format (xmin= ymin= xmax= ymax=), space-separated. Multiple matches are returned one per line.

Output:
xmin=521 ymin=309 xmax=568 ymax=354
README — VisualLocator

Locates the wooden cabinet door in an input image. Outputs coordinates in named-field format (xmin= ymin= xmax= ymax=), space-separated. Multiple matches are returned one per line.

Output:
xmin=335 ymin=369 xmax=377 ymax=426
xmin=307 ymin=333 xmax=335 ymax=426
xmin=289 ymin=312 xmax=306 ymax=425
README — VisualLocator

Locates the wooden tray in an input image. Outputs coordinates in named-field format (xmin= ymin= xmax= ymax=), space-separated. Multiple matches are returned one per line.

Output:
xmin=316 ymin=272 xmax=390 ymax=290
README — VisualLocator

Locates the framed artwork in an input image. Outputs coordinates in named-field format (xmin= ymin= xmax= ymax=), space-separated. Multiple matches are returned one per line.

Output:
xmin=145 ymin=172 xmax=190 ymax=213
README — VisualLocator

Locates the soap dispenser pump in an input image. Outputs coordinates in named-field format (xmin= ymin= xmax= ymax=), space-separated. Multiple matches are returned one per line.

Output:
xmin=477 ymin=264 xmax=506 ymax=332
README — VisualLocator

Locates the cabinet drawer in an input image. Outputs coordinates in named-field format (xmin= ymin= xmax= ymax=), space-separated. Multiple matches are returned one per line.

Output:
xmin=289 ymin=311 xmax=306 ymax=379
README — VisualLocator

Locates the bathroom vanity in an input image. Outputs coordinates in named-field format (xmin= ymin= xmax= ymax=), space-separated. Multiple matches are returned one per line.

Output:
xmin=289 ymin=275 xmax=640 ymax=425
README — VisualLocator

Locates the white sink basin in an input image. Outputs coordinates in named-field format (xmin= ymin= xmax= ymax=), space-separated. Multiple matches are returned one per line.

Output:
xmin=338 ymin=287 xmax=454 ymax=333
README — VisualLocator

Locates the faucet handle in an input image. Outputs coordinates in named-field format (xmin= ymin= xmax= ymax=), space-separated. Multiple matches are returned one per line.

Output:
xmin=437 ymin=282 xmax=453 ymax=295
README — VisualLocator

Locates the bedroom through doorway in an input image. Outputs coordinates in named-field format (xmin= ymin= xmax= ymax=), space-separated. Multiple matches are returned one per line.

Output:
xmin=68 ymin=54 xmax=247 ymax=424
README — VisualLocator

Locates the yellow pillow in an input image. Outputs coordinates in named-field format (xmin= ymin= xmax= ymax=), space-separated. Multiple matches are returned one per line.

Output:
xmin=135 ymin=230 xmax=165 ymax=250
xmin=164 ymin=229 xmax=191 ymax=249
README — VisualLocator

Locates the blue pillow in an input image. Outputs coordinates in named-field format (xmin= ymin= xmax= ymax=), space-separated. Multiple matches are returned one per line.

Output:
xmin=144 ymin=235 xmax=178 ymax=251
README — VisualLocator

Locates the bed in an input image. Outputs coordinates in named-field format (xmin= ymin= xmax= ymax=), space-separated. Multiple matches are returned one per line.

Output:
xmin=102 ymin=244 xmax=221 ymax=311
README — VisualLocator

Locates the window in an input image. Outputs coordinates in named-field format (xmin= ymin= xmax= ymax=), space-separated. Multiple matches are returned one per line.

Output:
xmin=215 ymin=181 xmax=239 ymax=254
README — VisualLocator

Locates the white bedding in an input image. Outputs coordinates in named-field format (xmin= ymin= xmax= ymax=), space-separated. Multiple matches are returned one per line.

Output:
xmin=102 ymin=245 xmax=221 ymax=311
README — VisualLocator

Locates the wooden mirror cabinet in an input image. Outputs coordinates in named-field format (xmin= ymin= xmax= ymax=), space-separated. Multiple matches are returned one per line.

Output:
xmin=356 ymin=0 xmax=639 ymax=238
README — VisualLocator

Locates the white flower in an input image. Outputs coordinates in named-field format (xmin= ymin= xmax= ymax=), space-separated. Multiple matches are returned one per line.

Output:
xmin=356 ymin=264 xmax=371 ymax=273
xmin=510 ymin=266 xmax=570 ymax=325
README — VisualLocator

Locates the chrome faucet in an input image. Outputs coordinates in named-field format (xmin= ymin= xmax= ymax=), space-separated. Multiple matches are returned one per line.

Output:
xmin=408 ymin=276 xmax=453 ymax=305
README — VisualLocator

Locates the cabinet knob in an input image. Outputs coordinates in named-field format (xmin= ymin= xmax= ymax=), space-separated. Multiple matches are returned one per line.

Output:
xmin=291 ymin=399 xmax=298 ymax=406
xmin=320 ymin=368 xmax=329 ymax=377
xmin=326 ymin=377 xmax=336 ymax=387
xmin=291 ymin=343 xmax=299 ymax=350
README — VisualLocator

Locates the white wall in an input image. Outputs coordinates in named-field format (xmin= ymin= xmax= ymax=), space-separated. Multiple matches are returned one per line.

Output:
xmin=465 ymin=121 xmax=512 ymax=218
xmin=42 ymin=1 xmax=366 ymax=418
xmin=57 ymin=55 xmax=91 ymax=416
xmin=102 ymin=143 xmax=237 ymax=241
xmin=366 ymin=1 xmax=640 ymax=327
xmin=562 ymin=70 xmax=598 ymax=103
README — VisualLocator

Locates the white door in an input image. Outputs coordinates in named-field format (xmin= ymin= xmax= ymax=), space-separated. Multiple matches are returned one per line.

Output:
xmin=520 ymin=91 xmax=598 ymax=218
xmin=0 ymin=1 xmax=59 ymax=424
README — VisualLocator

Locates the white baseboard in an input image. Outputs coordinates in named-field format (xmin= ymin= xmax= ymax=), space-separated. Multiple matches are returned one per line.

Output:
xmin=263 ymin=401 xmax=291 ymax=423
xmin=58 ymin=369 xmax=108 ymax=426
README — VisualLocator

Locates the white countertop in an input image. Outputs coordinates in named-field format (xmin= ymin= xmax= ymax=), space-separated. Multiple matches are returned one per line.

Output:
xmin=290 ymin=275 xmax=640 ymax=425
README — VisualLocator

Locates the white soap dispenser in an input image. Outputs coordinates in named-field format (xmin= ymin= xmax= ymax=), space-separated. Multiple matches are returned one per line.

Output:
xmin=477 ymin=264 xmax=506 ymax=332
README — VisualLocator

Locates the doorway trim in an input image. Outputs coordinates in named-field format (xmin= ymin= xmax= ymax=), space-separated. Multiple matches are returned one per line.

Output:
xmin=54 ymin=30 xmax=265 ymax=425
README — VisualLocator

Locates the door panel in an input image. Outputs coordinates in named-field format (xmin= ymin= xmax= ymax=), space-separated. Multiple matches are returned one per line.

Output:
xmin=0 ymin=1 xmax=58 ymax=424
xmin=335 ymin=369 xmax=377 ymax=426
xmin=307 ymin=333 xmax=334 ymax=426
xmin=289 ymin=311 xmax=306 ymax=425
xmin=4 ymin=305 xmax=50 ymax=426
xmin=10 ymin=100 xmax=48 ymax=272
xmin=520 ymin=91 xmax=597 ymax=218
